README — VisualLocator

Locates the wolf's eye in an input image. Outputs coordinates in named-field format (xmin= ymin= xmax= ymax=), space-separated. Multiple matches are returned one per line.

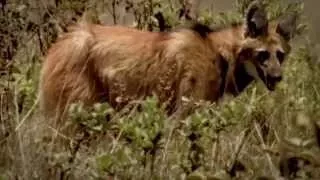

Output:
xmin=276 ymin=50 xmax=285 ymax=63
xmin=257 ymin=51 xmax=270 ymax=63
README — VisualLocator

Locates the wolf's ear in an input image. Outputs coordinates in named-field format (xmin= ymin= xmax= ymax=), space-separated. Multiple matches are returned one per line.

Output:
xmin=276 ymin=13 xmax=297 ymax=41
xmin=245 ymin=1 xmax=269 ymax=38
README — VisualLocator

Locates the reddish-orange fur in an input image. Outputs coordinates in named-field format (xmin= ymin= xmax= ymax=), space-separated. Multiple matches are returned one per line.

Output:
xmin=39 ymin=23 xmax=224 ymax=123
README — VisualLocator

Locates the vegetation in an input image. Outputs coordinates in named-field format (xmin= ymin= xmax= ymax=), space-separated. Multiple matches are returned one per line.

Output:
xmin=1 ymin=0 xmax=320 ymax=179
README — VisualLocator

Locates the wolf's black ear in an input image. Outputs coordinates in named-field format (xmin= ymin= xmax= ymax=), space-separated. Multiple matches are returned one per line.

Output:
xmin=245 ymin=1 xmax=269 ymax=38
xmin=276 ymin=13 xmax=297 ymax=41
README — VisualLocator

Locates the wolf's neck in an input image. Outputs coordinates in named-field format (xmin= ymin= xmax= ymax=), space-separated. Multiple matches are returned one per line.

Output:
xmin=208 ymin=24 xmax=255 ymax=96
xmin=226 ymin=62 xmax=254 ymax=95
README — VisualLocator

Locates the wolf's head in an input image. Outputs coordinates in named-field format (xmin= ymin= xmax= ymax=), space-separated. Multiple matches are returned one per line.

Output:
xmin=239 ymin=1 xmax=298 ymax=91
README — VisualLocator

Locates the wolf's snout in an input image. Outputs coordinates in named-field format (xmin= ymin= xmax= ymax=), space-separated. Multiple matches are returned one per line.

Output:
xmin=270 ymin=74 xmax=282 ymax=82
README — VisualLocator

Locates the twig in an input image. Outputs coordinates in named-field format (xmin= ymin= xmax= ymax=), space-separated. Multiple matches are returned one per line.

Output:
xmin=313 ymin=84 xmax=320 ymax=99
xmin=15 ymin=95 xmax=40 ymax=131
xmin=160 ymin=119 xmax=177 ymax=177
xmin=254 ymin=121 xmax=280 ymax=177
xmin=13 ymin=82 xmax=27 ymax=179
xmin=46 ymin=125 xmax=74 ymax=142
xmin=211 ymin=130 xmax=220 ymax=168
xmin=111 ymin=0 xmax=118 ymax=25
xmin=228 ymin=128 xmax=250 ymax=173
xmin=110 ymin=129 xmax=123 ymax=153
xmin=0 ymin=89 xmax=5 ymax=138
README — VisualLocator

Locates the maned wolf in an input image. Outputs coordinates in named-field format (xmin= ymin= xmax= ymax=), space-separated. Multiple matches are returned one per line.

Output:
xmin=39 ymin=1 xmax=297 ymax=123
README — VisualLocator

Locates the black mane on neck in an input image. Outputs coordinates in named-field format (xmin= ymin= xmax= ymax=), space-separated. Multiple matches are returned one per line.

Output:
xmin=189 ymin=21 xmax=243 ymax=38
xmin=190 ymin=23 xmax=213 ymax=38
xmin=228 ymin=63 xmax=254 ymax=95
